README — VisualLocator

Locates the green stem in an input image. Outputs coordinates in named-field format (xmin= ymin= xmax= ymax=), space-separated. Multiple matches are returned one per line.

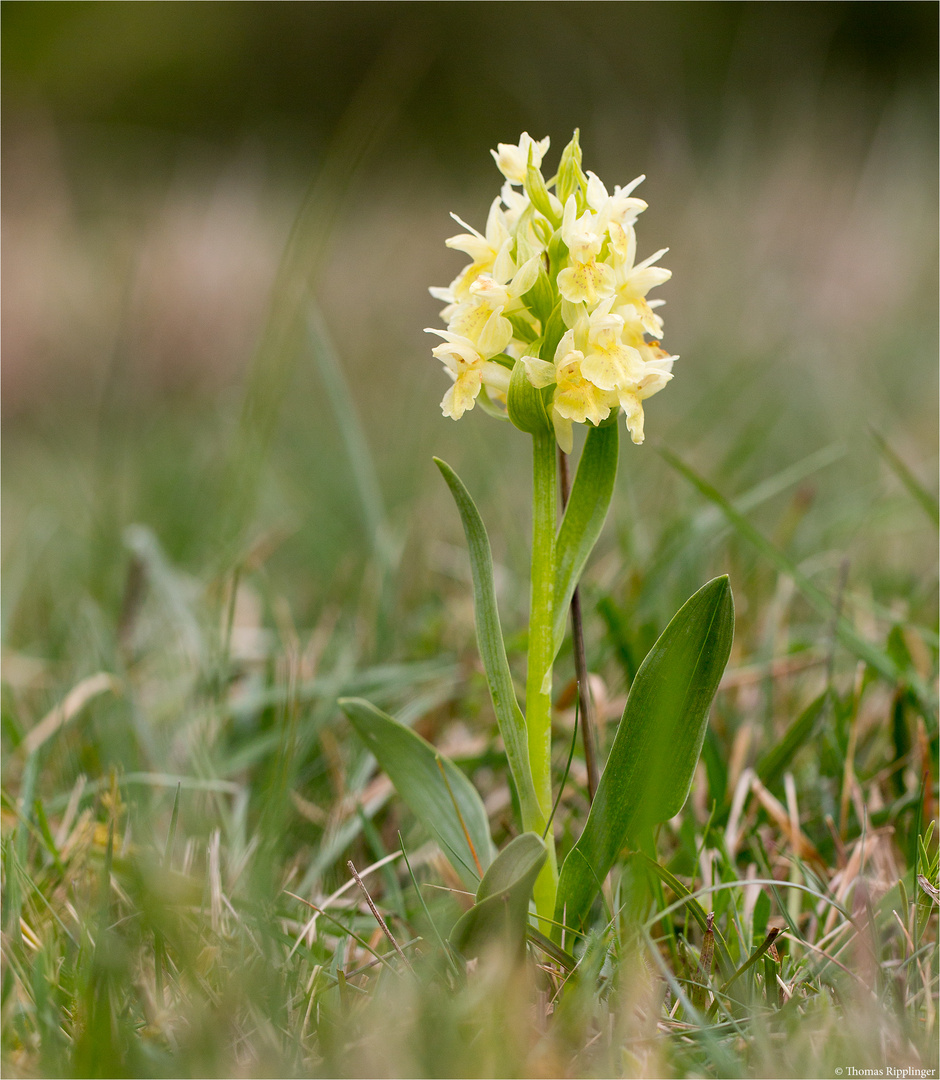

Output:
xmin=527 ymin=430 xmax=558 ymax=920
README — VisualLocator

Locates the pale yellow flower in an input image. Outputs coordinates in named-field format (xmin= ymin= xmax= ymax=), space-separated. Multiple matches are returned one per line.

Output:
xmin=611 ymin=307 xmax=676 ymax=443
xmin=499 ymin=181 xmax=530 ymax=229
xmin=425 ymin=324 xmax=512 ymax=420
xmin=435 ymin=254 xmax=539 ymax=351
xmin=610 ymin=226 xmax=672 ymax=335
xmin=521 ymin=331 xmax=617 ymax=453
xmin=616 ymin=371 xmax=671 ymax=445
xmin=429 ymin=131 xmax=676 ymax=444
xmin=438 ymin=198 xmax=513 ymax=302
xmin=557 ymin=197 xmax=615 ymax=306
xmin=578 ymin=301 xmax=646 ymax=392
xmin=585 ymin=172 xmax=647 ymax=258
xmin=491 ymin=132 xmax=550 ymax=185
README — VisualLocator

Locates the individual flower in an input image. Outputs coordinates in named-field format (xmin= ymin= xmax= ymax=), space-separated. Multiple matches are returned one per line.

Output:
xmin=491 ymin=133 xmax=550 ymax=185
xmin=449 ymin=254 xmax=539 ymax=329
xmin=613 ymin=308 xmax=677 ymax=443
xmin=434 ymin=197 xmax=513 ymax=303
xmin=522 ymin=331 xmax=618 ymax=453
xmin=425 ymin=329 xmax=512 ymax=421
xmin=556 ymin=196 xmax=615 ymax=306
xmin=609 ymin=226 xmax=672 ymax=335
xmin=585 ymin=171 xmax=648 ymax=258
xmin=577 ymin=299 xmax=646 ymax=392
xmin=499 ymin=180 xmax=530 ymax=229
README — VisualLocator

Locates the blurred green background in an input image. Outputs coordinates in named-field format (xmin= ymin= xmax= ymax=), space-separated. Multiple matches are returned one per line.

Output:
xmin=3 ymin=0 xmax=937 ymax=644
xmin=2 ymin=8 xmax=937 ymax=1076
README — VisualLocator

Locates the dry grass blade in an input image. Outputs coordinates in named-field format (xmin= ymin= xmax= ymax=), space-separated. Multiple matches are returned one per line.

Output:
xmin=749 ymin=774 xmax=827 ymax=871
xmin=286 ymin=851 xmax=403 ymax=960
xmin=19 ymin=673 xmax=121 ymax=757
xmin=347 ymin=860 xmax=414 ymax=974
xmin=691 ymin=912 xmax=716 ymax=1011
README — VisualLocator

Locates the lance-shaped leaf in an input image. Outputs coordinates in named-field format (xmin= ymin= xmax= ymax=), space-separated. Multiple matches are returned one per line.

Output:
xmin=450 ymin=832 xmax=547 ymax=959
xmin=339 ymin=697 xmax=494 ymax=887
xmin=555 ymin=576 xmax=734 ymax=933
xmin=434 ymin=459 xmax=544 ymax=832
xmin=553 ymin=423 xmax=619 ymax=657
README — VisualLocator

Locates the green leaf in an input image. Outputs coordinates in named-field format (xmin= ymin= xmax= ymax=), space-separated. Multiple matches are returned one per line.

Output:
xmin=506 ymin=313 xmax=539 ymax=344
xmin=660 ymin=448 xmax=937 ymax=712
xmin=755 ymin=691 xmax=828 ymax=790
xmin=474 ymin=386 xmax=511 ymax=421
xmin=433 ymin=459 xmax=544 ymax=832
xmin=522 ymin=267 xmax=556 ymax=326
xmin=524 ymin=160 xmax=560 ymax=227
xmin=540 ymin=300 xmax=567 ymax=363
xmin=526 ymin=923 xmax=578 ymax=971
xmin=553 ymin=423 xmax=619 ymax=657
xmin=718 ymin=928 xmax=783 ymax=997
xmin=450 ymin=833 xmax=547 ymax=959
xmin=339 ymin=697 xmax=494 ymax=887
xmin=555 ymin=576 xmax=734 ymax=933
xmin=507 ymin=359 xmax=552 ymax=436
xmin=556 ymin=129 xmax=586 ymax=207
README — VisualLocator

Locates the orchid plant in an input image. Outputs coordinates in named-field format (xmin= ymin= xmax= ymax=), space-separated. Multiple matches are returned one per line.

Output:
xmin=341 ymin=132 xmax=734 ymax=953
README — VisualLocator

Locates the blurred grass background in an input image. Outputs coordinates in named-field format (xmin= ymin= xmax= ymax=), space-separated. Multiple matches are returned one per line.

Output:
xmin=3 ymin=1 xmax=937 ymax=619
xmin=2 ymin=3 xmax=938 ymax=1077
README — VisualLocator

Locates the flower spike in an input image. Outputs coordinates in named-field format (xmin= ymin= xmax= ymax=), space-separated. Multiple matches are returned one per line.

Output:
xmin=429 ymin=132 xmax=675 ymax=446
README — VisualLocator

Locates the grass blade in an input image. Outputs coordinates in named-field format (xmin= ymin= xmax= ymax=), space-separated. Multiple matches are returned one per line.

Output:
xmin=637 ymin=853 xmax=733 ymax=978
xmin=659 ymin=448 xmax=936 ymax=711
xmin=872 ymin=428 xmax=939 ymax=527
xmin=755 ymin=691 xmax=829 ymax=790
xmin=307 ymin=305 xmax=394 ymax=572
xmin=715 ymin=927 xmax=784 ymax=1002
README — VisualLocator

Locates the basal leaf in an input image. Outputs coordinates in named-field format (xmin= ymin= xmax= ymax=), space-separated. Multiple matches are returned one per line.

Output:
xmin=555 ymin=576 xmax=734 ymax=934
xmin=450 ymin=832 xmax=547 ymax=959
xmin=553 ymin=423 xmax=619 ymax=657
xmin=434 ymin=459 xmax=543 ymax=832
xmin=339 ymin=697 xmax=494 ymax=887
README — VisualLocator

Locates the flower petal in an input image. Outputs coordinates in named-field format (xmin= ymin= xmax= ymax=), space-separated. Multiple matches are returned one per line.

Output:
xmin=521 ymin=356 xmax=556 ymax=388
xmin=442 ymin=369 xmax=483 ymax=419
xmin=557 ymin=260 xmax=615 ymax=306
xmin=552 ymin=411 xmax=574 ymax=454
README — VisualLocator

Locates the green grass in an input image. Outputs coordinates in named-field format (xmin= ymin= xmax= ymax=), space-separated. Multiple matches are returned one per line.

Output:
xmin=3 ymin=387 xmax=936 ymax=1076
xmin=2 ymin=90 xmax=938 ymax=1077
